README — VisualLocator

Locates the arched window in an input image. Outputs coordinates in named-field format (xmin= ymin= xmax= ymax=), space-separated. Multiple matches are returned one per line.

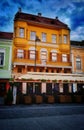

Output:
xmin=29 ymin=47 xmax=35 ymax=59
xmin=62 ymin=54 xmax=67 ymax=62
xmin=17 ymin=49 xmax=24 ymax=58
xmin=50 ymin=50 xmax=57 ymax=62
xmin=40 ymin=48 xmax=47 ymax=65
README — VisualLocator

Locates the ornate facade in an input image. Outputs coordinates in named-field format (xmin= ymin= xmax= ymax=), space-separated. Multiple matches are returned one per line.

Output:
xmin=12 ymin=9 xmax=72 ymax=78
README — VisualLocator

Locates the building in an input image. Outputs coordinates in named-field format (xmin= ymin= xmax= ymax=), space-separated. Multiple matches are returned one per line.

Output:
xmin=0 ymin=10 xmax=83 ymax=104
xmin=11 ymin=9 xmax=84 ymax=100
xmin=12 ymin=9 xmax=72 ymax=79
xmin=0 ymin=31 xmax=13 ymax=97
xmin=71 ymin=40 xmax=84 ymax=74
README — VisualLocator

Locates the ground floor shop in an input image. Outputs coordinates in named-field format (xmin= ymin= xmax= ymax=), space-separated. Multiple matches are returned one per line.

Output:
xmin=0 ymin=72 xmax=84 ymax=105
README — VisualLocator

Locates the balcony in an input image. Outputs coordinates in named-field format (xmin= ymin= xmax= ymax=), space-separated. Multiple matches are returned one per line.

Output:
xmin=14 ymin=38 xmax=28 ymax=47
xmin=59 ymin=44 xmax=70 ymax=52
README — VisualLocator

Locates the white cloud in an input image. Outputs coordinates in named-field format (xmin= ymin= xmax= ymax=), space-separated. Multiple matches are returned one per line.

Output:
xmin=71 ymin=26 xmax=84 ymax=41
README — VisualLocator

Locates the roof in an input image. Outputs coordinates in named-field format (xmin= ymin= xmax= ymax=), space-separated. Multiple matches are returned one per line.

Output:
xmin=0 ymin=31 xmax=13 ymax=40
xmin=14 ymin=11 xmax=70 ymax=30
xmin=71 ymin=40 xmax=84 ymax=47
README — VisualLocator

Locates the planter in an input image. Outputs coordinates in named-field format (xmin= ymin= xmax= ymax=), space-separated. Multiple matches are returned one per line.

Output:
xmin=58 ymin=95 xmax=66 ymax=103
xmin=74 ymin=95 xmax=82 ymax=103
xmin=35 ymin=95 xmax=43 ymax=104
xmin=24 ymin=96 xmax=32 ymax=104
xmin=47 ymin=95 xmax=55 ymax=104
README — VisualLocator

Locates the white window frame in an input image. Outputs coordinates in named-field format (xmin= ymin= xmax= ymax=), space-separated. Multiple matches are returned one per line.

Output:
xmin=17 ymin=49 xmax=24 ymax=59
xmin=42 ymin=33 xmax=46 ymax=42
xmin=0 ymin=49 xmax=5 ymax=67
xmin=41 ymin=51 xmax=47 ymax=60
xmin=52 ymin=52 xmax=57 ymax=61
xmin=62 ymin=54 xmax=67 ymax=62
xmin=19 ymin=28 xmax=24 ymax=38
xmin=64 ymin=35 xmax=67 ymax=44
xmin=30 ymin=50 xmax=35 ymax=60
xmin=30 ymin=31 xmax=36 ymax=41
xmin=52 ymin=34 xmax=56 ymax=43
xmin=76 ymin=57 xmax=81 ymax=70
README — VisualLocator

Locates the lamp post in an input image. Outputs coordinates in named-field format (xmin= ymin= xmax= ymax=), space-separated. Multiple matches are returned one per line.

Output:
xmin=34 ymin=36 xmax=40 ymax=72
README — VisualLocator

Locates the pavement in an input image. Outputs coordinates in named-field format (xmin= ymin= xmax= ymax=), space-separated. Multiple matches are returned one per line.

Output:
xmin=0 ymin=104 xmax=84 ymax=130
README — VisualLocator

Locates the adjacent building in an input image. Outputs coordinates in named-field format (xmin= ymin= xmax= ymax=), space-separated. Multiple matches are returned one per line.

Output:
xmin=0 ymin=32 xmax=13 ymax=97
xmin=71 ymin=40 xmax=84 ymax=74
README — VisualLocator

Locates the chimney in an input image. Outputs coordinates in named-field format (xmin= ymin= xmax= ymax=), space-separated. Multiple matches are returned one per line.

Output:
xmin=38 ymin=13 xmax=42 ymax=16
xmin=18 ymin=7 xmax=22 ymax=13
xmin=55 ymin=16 xmax=58 ymax=20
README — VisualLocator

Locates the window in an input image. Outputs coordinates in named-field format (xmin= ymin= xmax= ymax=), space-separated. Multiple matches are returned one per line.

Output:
xmin=52 ymin=52 xmax=57 ymax=61
xmin=0 ymin=49 xmax=5 ymax=66
xmin=17 ymin=49 xmax=24 ymax=58
xmin=42 ymin=33 xmax=46 ymax=42
xmin=30 ymin=50 xmax=35 ymax=59
xmin=76 ymin=57 xmax=81 ymax=70
xmin=62 ymin=54 xmax=67 ymax=62
xmin=30 ymin=31 xmax=36 ymax=40
xmin=41 ymin=51 xmax=47 ymax=60
xmin=52 ymin=34 xmax=56 ymax=43
xmin=64 ymin=35 xmax=67 ymax=44
xmin=19 ymin=28 xmax=24 ymax=38
xmin=41 ymin=49 xmax=47 ymax=65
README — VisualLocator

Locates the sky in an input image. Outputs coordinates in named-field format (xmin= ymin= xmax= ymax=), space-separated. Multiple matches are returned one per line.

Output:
xmin=0 ymin=0 xmax=84 ymax=41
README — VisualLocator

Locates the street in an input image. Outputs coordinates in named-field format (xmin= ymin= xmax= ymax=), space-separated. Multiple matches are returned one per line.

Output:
xmin=0 ymin=104 xmax=84 ymax=130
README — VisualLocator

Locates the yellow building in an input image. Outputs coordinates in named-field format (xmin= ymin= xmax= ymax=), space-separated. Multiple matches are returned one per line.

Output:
xmin=71 ymin=40 xmax=84 ymax=74
xmin=12 ymin=9 xmax=72 ymax=78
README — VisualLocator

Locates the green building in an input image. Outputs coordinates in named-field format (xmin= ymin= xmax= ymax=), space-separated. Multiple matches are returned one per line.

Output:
xmin=0 ymin=32 xmax=13 ymax=97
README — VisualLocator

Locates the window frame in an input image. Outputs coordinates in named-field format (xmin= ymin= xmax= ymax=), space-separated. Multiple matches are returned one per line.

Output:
xmin=0 ymin=49 xmax=5 ymax=67
xmin=76 ymin=57 xmax=81 ymax=70
xmin=62 ymin=54 xmax=67 ymax=62
xmin=29 ymin=50 xmax=35 ymax=60
xmin=51 ymin=52 xmax=57 ymax=62
xmin=30 ymin=31 xmax=36 ymax=41
xmin=41 ymin=32 xmax=47 ymax=42
xmin=64 ymin=35 xmax=67 ymax=44
xmin=17 ymin=49 xmax=24 ymax=59
xmin=52 ymin=34 xmax=57 ymax=43
xmin=19 ymin=28 xmax=24 ymax=38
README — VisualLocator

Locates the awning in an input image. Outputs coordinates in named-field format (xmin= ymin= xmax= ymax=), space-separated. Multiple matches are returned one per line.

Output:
xmin=17 ymin=72 xmax=84 ymax=82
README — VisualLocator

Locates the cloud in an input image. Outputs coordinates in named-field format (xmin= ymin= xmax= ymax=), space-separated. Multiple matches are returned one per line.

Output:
xmin=71 ymin=26 xmax=84 ymax=41
xmin=0 ymin=0 xmax=84 ymax=41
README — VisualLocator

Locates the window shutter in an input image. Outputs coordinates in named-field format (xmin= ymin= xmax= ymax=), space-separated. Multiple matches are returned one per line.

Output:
xmin=28 ymin=50 xmax=30 ymax=59
xmin=14 ymin=49 xmax=17 ymax=58
xmin=67 ymin=54 xmax=70 ymax=62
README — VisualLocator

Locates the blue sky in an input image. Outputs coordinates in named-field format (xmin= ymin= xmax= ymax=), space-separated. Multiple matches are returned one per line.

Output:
xmin=0 ymin=0 xmax=84 ymax=41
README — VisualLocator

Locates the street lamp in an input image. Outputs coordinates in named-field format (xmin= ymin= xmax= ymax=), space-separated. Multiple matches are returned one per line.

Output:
xmin=34 ymin=36 xmax=40 ymax=72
